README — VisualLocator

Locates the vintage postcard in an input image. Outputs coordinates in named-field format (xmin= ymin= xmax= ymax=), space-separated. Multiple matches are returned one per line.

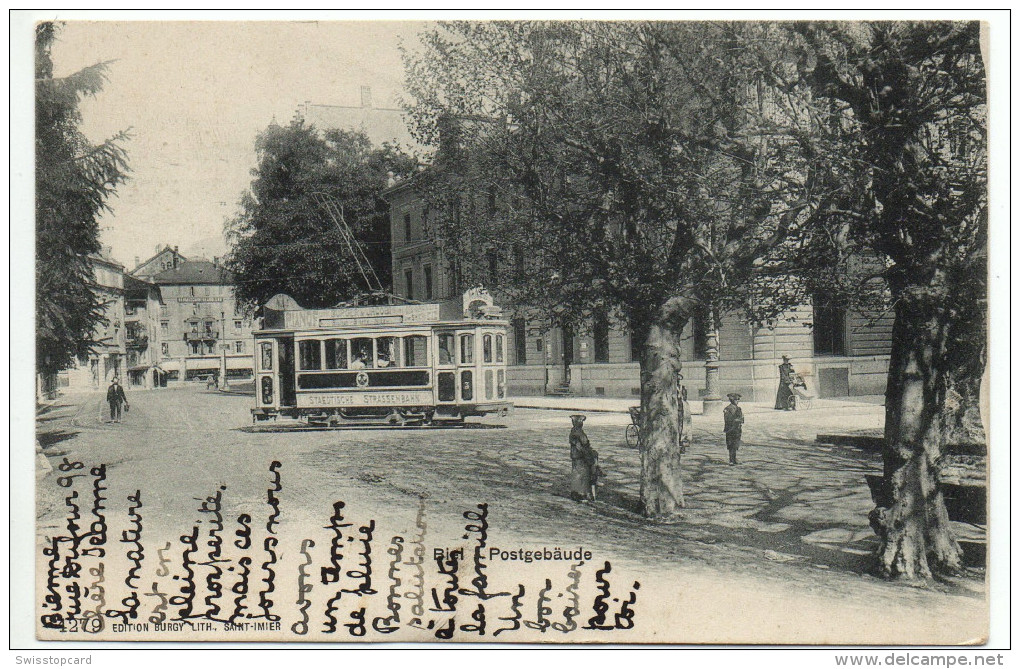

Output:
xmin=22 ymin=15 xmax=1003 ymax=647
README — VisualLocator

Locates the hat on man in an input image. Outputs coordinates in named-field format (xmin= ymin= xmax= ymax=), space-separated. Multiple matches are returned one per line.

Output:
xmin=570 ymin=414 xmax=587 ymax=425
xmin=781 ymin=355 xmax=791 ymax=361
xmin=727 ymin=393 xmax=742 ymax=401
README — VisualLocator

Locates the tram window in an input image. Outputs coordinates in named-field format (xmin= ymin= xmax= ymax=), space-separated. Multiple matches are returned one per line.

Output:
xmin=324 ymin=339 xmax=348 ymax=370
xmin=260 ymin=342 xmax=273 ymax=371
xmin=496 ymin=335 xmax=504 ymax=363
xmin=299 ymin=340 xmax=322 ymax=370
xmin=483 ymin=334 xmax=493 ymax=363
xmin=377 ymin=337 xmax=398 ymax=368
xmin=460 ymin=334 xmax=475 ymax=364
xmin=438 ymin=334 xmax=454 ymax=365
xmin=485 ymin=369 xmax=494 ymax=399
xmin=350 ymin=338 xmax=373 ymax=369
xmin=497 ymin=369 xmax=506 ymax=398
xmin=404 ymin=336 xmax=428 ymax=367
xmin=461 ymin=370 xmax=474 ymax=400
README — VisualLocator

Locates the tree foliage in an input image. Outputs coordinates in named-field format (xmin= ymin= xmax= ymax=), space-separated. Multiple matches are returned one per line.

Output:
xmin=762 ymin=21 xmax=987 ymax=579
xmin=36 ymin=21 xmax=130 ymax=377
xmin=405 ymin=21 xmax=833 ymax=516
xmin=224 ymin=121 xmax=417 ymax=310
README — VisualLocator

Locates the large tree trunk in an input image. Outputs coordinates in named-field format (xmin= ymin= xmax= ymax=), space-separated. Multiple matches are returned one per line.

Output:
xmin=871 ymin=296 xmax=985 ymax=579
xmin=638 ymin=321 xmax=685 ymax=517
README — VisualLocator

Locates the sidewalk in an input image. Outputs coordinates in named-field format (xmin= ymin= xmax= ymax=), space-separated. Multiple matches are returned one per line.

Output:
xmin=512 ymin=394 xmax=885 ymax=415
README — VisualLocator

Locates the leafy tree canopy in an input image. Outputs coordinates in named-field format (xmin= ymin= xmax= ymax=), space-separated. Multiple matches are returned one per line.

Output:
xmin=224 ymin=120 xmax=417 ymax=311
xmin=36 ymin=21 xmax=130 ymax=376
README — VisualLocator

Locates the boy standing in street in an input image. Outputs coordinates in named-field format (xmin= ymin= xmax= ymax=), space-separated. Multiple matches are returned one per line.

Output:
xmin=723 ymin=392 xmax=744 ymax=465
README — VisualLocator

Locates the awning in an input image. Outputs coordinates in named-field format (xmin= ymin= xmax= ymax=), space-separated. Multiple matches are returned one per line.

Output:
xmin=226 ymin=356 xmax=254 ymax=370
xmin=127 ymin=364 xmax=151 ymax=372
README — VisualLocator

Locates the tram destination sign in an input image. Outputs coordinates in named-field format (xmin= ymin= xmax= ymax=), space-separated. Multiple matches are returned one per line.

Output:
xmin=284 ymin=303 xmax=441 ymax=330
xmin=299 ymin=390 xmax=435 ymax=407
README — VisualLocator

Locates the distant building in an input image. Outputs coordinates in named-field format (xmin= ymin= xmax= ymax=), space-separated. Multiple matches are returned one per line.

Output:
xmin=131 ymin=245 xmax=187 ymax=281
xmin=382 ymin=181 xmax=894 ymax=401
xmin=123 ymin=274 xmax=165 ymax=388
xmin=148 ymin=259 xmax=255 ymax=384
xmin=60 ymin=251 xmax=127 ymax=390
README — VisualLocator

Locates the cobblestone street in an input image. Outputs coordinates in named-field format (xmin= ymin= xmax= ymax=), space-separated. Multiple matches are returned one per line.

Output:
xmin=34 ymin=386 xmax=986 ymax=643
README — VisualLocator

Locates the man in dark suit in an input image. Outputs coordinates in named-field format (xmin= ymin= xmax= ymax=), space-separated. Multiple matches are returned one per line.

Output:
xmin=106 ymin=378 xmax=128 ymax=423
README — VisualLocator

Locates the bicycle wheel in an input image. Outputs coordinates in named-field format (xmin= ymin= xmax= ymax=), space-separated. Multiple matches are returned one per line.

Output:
xmin=625 ymin=423 xmax=639 ymax=448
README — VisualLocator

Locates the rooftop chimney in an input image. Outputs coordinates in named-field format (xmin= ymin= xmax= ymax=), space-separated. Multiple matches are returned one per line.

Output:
xmin=360 ymin=86 xmax=372 ymax=109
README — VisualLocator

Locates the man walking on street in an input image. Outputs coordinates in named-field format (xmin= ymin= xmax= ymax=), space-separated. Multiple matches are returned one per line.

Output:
xmin=106 ymin=377 xmax=128 ymax=423
xmin=723 ymin=392 xmax=744 ymax=465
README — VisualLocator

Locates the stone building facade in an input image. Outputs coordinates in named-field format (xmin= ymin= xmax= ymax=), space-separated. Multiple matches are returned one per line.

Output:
xmin=147 ymin=260 xmax=255 ymax=385
xmin=59 ymin=251 xmax=127 ymax=390
xmin=382 ymin=181 xmax=893 ymax=402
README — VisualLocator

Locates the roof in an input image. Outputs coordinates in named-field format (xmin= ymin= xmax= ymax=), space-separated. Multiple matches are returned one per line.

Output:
xmin=132 ymin=245 xmax=187 ymax=273
xmin=151 ymin=260 xmax=233 ymax=286
xmin=123 ymin=274 xmax=154 ymax=294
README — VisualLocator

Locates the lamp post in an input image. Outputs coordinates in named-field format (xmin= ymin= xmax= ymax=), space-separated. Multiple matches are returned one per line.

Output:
xmin=702 ymin=309 xmax=722 ymax=415
xmin=219 ymin=309 xmax=230 ymax=391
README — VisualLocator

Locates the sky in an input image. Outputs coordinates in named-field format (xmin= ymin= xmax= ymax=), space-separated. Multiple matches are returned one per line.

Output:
xmin=48 ymin=20 xmax=429 ymax=269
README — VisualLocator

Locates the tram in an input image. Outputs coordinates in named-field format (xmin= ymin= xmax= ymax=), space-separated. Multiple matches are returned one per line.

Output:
xmin=251 ymin=288 xmax=513 ymax=425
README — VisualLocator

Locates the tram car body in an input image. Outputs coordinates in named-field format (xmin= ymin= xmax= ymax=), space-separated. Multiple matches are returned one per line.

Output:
xmin=251 ymin=289 xmax=513 ymax=425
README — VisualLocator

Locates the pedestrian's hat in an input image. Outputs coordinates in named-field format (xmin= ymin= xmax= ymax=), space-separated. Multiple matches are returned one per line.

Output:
xmin=781 ymin=354 xmax=790 ymax=361
xmin=727 ymin=393 xmax=742 ymax=401
xmin=570 ymin=414 xmax=587 ymax=424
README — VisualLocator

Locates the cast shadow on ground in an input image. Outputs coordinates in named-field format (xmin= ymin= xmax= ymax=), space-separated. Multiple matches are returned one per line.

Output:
xmin=37 ymin=429 xmax=79 ymax=449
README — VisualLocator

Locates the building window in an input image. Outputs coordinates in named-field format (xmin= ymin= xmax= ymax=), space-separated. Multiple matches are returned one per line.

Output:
xmin=160 ymin=304 xmax=168 ymax=317
xmin=487 ymin=250 xmax=498 ymax=288
xmin=160 ymin=321 xmax=169 ymax=336
xmin=161 ymin=343 xmax=169 ymax=356
xmin=405 ymin=269 xmax=414 ymax=300
xmin=235 ymin=341 xmax=244 ymax=353
xmin=593 ymin=314 xmax=610 ymax=363
xmin=190 ymin=341 xmax=201 ymax=355
xmin=404 ymin=212 xmax=412 ymax=242
xmin=423 ymin=265 xmax=433 ymax=300
xmin=205 ymin=342 xmax=215 ymax=355
xmin=691 ymin=305 xmax=709 ymax=360
xmin=813 ymin=295 xmax=847 ymax=356
xmin=234 ymin=319 xmax=242 ymax=330
xmin=630 ymin=332 xmax=642 ymax=362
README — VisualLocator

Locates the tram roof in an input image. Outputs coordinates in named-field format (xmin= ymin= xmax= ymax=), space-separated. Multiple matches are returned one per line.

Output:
xmin=257 ymin=289 xmax=507 ymax=332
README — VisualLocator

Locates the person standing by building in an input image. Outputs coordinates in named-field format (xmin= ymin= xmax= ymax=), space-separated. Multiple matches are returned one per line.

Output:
xmin=568 ymin=414 xmax=600 ymax=502
xmin=775 ymin=355 xmax=796 ymax=410
xmin=723 ymin=393 xmax=743 ymax=465
xmin=677 ymin=375 xmax=692 ymax=453
xmin=106 ymin=377 xmax=128 ymax=423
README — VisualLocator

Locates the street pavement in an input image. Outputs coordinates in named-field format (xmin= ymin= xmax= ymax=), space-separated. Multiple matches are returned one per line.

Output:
xmin=31 ymin=385 xmax=986 ymax=643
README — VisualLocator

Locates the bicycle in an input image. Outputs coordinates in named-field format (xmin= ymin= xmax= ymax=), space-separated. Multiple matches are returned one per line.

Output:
xmin=625 ymin=406 xmax=642 ymax=448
